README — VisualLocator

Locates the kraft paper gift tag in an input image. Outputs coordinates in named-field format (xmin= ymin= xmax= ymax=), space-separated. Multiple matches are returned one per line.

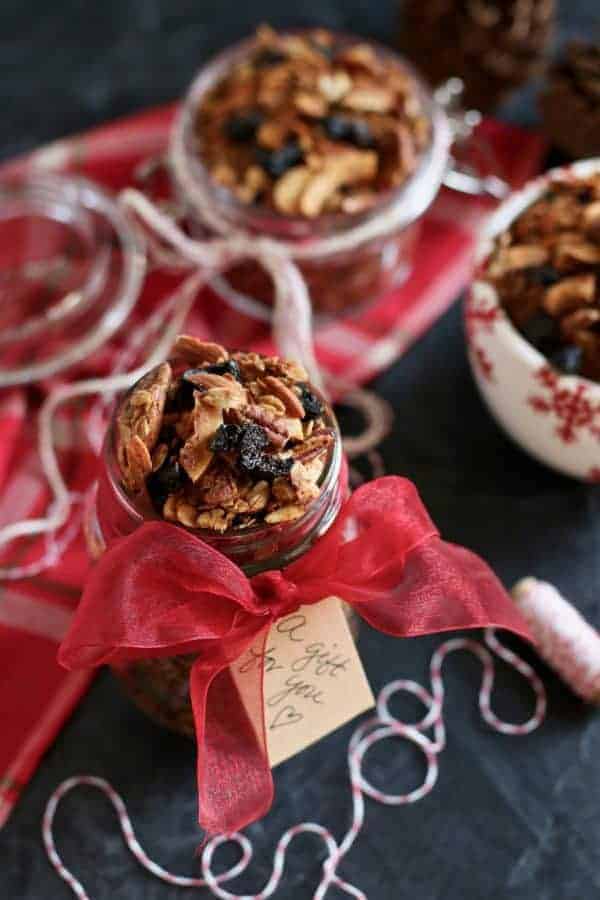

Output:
xmin=236 ymin=597 xmax=374 ymax=767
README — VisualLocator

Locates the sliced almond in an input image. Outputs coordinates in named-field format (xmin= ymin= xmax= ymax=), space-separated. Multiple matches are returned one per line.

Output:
xmin=176 ymin=501 xmax=199 ymax=528
xmin=279 ymin=417 xmax=304 ymax=441
xmin=273 ymin=166 xmax=312 ymax=215
xmin=179 ymin=396 xmax=223 ymax=482
xmin=561 ymin=307 xmax=600 ymax=340
xmin=246 ymin=480 xmax=270 ymax=512
xmin=543 ymin=273 xmax=596 ymax=316
xmin=583 ymin=201 xmax=600 ymax=231
xmin=341 ymin=85 xmax=395 ymax=114
xmin=290 ymin=460 xmax=321 ymax=503
xmin=197 ymin=508 xmax=231 ymax=533
xmin=258 ymin=394 xmax=287 ymax=416
xmin=318 ymin=70 xmax=352 ymax=102
xmin=183 ymin=371 xmax=247 ymax=410
xmin=236 ymin=165 xmax=268 ymax=204
xmin=300 ymin=150 xmax=378 ymax=218
xmin=490 ymin=245 xmax=549 ymax=275
xmin=265 ymin=504 xmax=306 ymax=524
xmin=151 ymin=442 xmax=169 ymax=472
xmin=294 ymin=91 xmax=328 ymax=118
xmin=555 ymin=241 xmax=600 ymax=266
xmin=163 ymin=494 xmax=179 ymax=521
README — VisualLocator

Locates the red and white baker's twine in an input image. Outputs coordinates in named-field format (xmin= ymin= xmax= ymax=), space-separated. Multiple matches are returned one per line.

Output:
xmin=43 ymin=628 xmax=546 ymax=900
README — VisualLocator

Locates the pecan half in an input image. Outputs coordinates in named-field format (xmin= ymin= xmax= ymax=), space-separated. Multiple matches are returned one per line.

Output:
xmin=261 ymin=375 xmax=306 ymax=417
xmin=173 ymin=336 xmax=228 ymax=366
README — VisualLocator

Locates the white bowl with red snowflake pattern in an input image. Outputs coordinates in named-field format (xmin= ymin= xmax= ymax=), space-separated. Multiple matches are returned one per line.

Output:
xmin=465 ymin=158 xmax=600 ymax=483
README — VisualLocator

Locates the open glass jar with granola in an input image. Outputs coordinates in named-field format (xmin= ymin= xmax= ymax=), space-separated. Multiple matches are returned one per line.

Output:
xmin=86 ymin=335 xmax=352 ymax=736
xmin=170 ymin=26 xmax=456 ymax=318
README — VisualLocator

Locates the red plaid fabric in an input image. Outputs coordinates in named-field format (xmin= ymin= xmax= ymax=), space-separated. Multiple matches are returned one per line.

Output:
xmin=0 ymin=102 xmax=545 ymax=828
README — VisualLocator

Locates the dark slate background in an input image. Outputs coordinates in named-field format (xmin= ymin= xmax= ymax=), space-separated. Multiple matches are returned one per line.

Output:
xmin=2 ymin=2 xmax=600 ymax=898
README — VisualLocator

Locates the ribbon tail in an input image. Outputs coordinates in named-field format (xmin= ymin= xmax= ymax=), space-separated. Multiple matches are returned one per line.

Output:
xmin=351 ymin=538 xmax=531 ymax=642
xmin=190 ymin=624 xmax=273 ymax=836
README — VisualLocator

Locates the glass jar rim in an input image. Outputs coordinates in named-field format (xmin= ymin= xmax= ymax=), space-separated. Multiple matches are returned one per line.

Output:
xmin=170 ymin=28 xmax=453 ymax=259
xmin=101 ymin=369 xmax=344 ymax=573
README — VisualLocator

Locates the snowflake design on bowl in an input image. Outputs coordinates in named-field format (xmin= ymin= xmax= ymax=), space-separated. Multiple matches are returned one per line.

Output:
xmin=465 ymin=295 xmax=501 ymax=381
xmin=528 ymin=366 xmax=600 ymax=445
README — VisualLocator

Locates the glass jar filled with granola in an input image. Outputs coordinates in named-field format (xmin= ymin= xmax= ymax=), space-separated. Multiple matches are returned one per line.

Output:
xmin=171 ymin=26 xmax=452 ymax=317
xmin=87 ymin=335 xmax=352 ymax=737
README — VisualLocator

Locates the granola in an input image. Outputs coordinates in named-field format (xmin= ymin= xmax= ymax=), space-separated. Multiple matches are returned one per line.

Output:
xmin=194 ymin=26 xmax=430 ymax=218
xmin=116 ymin=336 xmax=335 ymax=532
xmin=485 ymin=173 xmax=600 ymax=382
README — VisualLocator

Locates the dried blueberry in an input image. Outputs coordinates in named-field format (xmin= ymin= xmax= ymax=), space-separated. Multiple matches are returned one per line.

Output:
xmin=254 ymin=454 xmax=293 ymax=480
xmin=322 ymin=115 xmax=352 ymax=141
xmin=521 ymin=311 xmax=559 ymax=350
xmin=578 ymin=187 xmax=593 ymax=204
xmin=147 ymin=459 xmax=184 ymax=511
xmin=548 ymin=344 xmax=583 ymax=375
xmin=254 ymin=48 xmax=287 ymax=68
xmin=298 ymin=383 xmax=323 ymax=420
xmin=255 ymin=141 xmax=304 ymax=178
xmin=173 ymin=378 xmax=197 ymax=412
xmin=526 ymin=265 xmax=560 ymax=287
xmin=159 ymin=424 xmax=177 ymax=446
xmin=238 ymin=425 xmax=269 ymax=471
xmin=322 ymin=115 xmax=375 ymax=149
xmin=348 ymin=120 xmax=376 ymax=149
xmin=184 ymin=360 xmax=242 ymax=383
xmin=204 ymin=359 xmax=242 ymax=381
xmin=225 ymin=110 xmax=264 ymax=143
xmin=311 ymin=40 xmax=333 ymax=60
xmin=211 ymin=424 xmax=244 ymax=453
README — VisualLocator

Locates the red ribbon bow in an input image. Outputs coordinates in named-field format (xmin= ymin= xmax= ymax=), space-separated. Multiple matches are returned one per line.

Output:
xmin=59 ymin=475 xmax=529 ymax=836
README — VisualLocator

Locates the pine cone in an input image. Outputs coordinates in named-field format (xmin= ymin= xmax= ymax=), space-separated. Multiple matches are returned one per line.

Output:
xmin=540 ymin=41 xmax=600 ymax=159
xmin=399 ymin=0 xmax=555 ymax=111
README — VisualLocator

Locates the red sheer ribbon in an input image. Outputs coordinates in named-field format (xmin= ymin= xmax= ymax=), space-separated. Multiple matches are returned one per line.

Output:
xmin=59 ymin=476 xmax=530 ymax=835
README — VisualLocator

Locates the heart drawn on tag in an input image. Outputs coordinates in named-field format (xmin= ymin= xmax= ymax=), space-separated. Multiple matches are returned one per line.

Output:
xmin=270 ymin=705 xmax=303 ymax=730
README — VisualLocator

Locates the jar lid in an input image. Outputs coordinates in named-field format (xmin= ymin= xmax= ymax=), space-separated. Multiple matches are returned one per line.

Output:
xmin=0 ymin=174 xmax=146 ymax=386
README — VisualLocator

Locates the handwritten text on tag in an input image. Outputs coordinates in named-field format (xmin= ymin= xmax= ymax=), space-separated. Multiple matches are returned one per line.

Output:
xmin=237 ymin=597 xmax=374 ymax=767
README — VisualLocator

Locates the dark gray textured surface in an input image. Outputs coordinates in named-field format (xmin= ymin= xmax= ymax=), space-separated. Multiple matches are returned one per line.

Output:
xmin=1 ymin=1 xmax=600 ymax=898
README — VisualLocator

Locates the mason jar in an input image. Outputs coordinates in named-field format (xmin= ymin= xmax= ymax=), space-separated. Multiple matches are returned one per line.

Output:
xmin=85 ymin=365 xmax=357 ymax=737
xmin=170 ymin=30 xmax=454 ymax=320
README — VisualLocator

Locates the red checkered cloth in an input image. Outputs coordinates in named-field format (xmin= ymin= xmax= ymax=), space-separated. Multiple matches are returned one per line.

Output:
xmin=0 ymin=102 xmax=545 ymax=828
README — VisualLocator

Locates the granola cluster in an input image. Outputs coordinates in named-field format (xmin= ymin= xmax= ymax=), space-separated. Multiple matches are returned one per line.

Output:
xmin=194 ymin=25 xmax=429 ymax=218
xmin=116 ymin=336 xmax=334 ymax=532
xmin=486 ymin=173 xmax=600 ymax=381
